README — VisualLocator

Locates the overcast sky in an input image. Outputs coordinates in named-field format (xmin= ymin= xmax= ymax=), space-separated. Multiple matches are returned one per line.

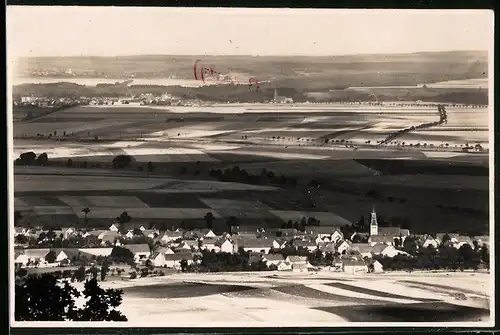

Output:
xmin=7 ymin=7 xmax=493 ymax=57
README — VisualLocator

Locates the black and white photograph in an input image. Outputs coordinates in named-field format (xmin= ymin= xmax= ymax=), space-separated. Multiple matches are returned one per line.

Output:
xmin=7 ymin=7 xmax=494 ymax=327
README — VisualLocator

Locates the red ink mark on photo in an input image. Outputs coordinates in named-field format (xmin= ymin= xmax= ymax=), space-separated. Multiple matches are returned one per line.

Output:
xmin=194 ymin=60 xmax=260 ymax=89
xmin=193 ymin=59 xmax=202 ymax=81
xmin=248 ymin=77 xmax=260 ymax=91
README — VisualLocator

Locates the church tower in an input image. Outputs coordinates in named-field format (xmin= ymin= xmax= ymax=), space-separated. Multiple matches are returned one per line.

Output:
xmin=273 ymin=88 xmax=278 ymax=101
xmin=370 ymin=206 xmax=378 ymax=236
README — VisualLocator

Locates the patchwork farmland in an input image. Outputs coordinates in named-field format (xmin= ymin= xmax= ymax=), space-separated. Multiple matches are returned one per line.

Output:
xmin=14 ymin=105 xmax=489 ymax=150
xmin=13 ymin=103 xmax=490 ymax=234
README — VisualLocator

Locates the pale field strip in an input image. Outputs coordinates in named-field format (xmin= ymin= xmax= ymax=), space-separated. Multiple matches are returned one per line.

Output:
xmin=243 ymin=127 xmax=364 ymax=133
xmin=14 ymin=166 xmax=155 ymax=177
xmin=199 ymin=198 xmax=272 ymax=211
xmin=422 ymin=151 xmax=481 ymax=158
xmin=344 ymin=175 xmax=489 ymax=191
xmin=400 ymin=277 xmax=490 ymax=297
xmin=355 ymin=280 xmax=459 ymax=300
xmin=14 ymin=121 xmax=138 ymax=136
xmin=57 ymin=195 xmax=95 ymax=208
xmin=149 ymin=127 xmax=235 ymax=139
xmin=206 ymin=149 xmax=331 ymax=160
xmin=239 ymin=160 xmax=378 ymax=176
xmin=32 ymin=206 xmax=76 ymax=216
xmin=83 ymin=196 xmax=150 ymax=208
xmin=396 ymin=131 xmax=488 ymax=144
xmin=14 ymin=175 xmax=168 ymax=192
xmin=163 ymin=181 xmax=278 ymax=191
xmin=306 ymin=284 xmax=421 ymax=304
xmin=117 ymin=295 xmax=346 ymax=325
xmin=143 ymin=189 xmax=217 ymax=194
xmin=11 ymin=177 xmax=279 ymax=196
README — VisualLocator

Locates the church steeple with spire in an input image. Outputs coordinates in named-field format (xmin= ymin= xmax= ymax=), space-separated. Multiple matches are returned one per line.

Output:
xmin=370 ymin=205 xmax=378 ymax=236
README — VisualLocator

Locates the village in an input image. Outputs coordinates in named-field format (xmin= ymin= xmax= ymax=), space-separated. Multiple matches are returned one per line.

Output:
xmin=13 ymin=207 xmax=490 ymax=279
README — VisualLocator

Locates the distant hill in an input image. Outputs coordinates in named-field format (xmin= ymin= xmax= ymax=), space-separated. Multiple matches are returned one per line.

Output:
xmin=16 ymin=50 xmax=488 ymax=84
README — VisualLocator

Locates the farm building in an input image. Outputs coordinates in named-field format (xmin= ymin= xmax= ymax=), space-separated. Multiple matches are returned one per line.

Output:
xmin=234 ymin=238 xmax=275 ymax=254
xmin=183 ymin=229 xmax=216 ymax=239
xmin=122 ymin=244 xmax=151 ymax=263
xmin=159 ymin=230 xmax=184 ymax=243
xmin=215 ymin=239 xmax=235 ymax=253
xmin=199 ymin=238 xmax=219 ymax=251
xmin=15 ymin=249 xmax=50 ymax=266
xmin=368 ymin=235 xmax=394 ymax=247
xmin=351 ymin=243 xmax=373 ymax=258
xmin=78 ymin=248 xmax=113 ymax=257
xmin=343 ymin=260 xmax=368 ymax=274
xmin=151 ymin=252 xmax=194 ymax=269
xmin=423 ymin=237 xmax=439 ymax=248
xmin=285 ymin=256 xmax=312 ymax=272
xmin=371 ymin=260 xmax=384 ymax=273
xmin=292 ymin=240 xmax=317 ymax=252
xmin=336 ymin=240 xmax=353 ymax=254
xmin=262 ymin=253 xmax=285 ymax=267
xmin=275 ymin=260 xmax=292 ymax=271
xmin=305 ymin=226 xmax=344 ymax=242
xmin=454 ymin=236 xmax=474 ymax=249
xmin=51 ymin=248 xmax=81 ymax=263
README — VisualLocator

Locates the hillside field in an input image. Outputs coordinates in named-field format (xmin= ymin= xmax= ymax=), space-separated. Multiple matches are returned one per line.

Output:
xmin=73 ymin=271 xmax=492 ymax=326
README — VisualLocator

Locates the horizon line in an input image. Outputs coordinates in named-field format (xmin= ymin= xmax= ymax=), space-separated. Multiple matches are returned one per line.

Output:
xmin=16 ymin=49 xmax=488 ymax=59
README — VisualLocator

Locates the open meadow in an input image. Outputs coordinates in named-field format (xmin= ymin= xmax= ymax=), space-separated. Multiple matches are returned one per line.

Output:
xmin=63 ymin=271 xmax=491 ymax=326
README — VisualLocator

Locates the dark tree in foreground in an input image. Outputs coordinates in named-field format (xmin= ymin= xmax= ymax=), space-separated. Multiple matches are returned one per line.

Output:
xmin=15 ymin=274 xmax=79 ymax=321
xmin=15 ymin=274 xmax=127 ymax=321
xmin=101 ymin=259 xmax=110 ymax=281
xmin=73 ymin=265 xmax=86 ymax=282
xmin=76 ymin=279 xmax=127 ymax=321
xmin=14 ymin=274 xmax=78 ymax=321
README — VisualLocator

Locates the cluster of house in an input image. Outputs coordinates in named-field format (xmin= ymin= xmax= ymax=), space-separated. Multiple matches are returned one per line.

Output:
xmin=13 ymin=208 xmax=489 ymax=274
xmin=15 ymin=96 xmax=80 ymax=108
